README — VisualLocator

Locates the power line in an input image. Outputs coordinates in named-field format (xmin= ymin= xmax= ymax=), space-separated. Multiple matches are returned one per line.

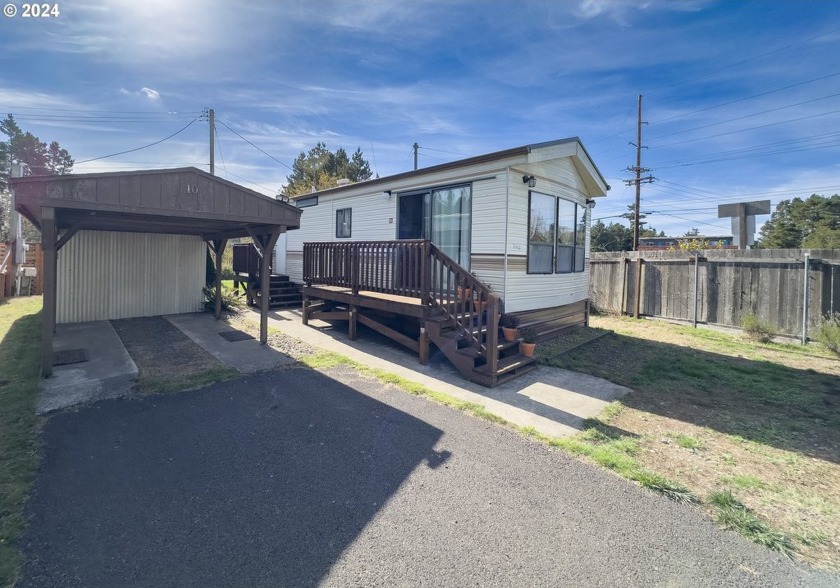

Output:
xmin=0 ymin=105 xmax=202 ymax=115
xmin=213 ymin=123 xmax=228 ymax=179
xmin=221 ymin=170 xmax=277 ymax=195
xmin=649 ymin=211 xmax=730 ymax=231
xmin=644 ymin=28 xmax=840 ymax=96
xmin=648 ymin=91 xmax=840 ymax=142
xmin=650 ymin=108 xmax=840 ymax=149
xmin=75 ymin=115 xmax=203 ymax=164
xmin=652 ymin=71 xmax=840 ymax=125
xmin=650 ymin=131 xmax=840 ymax=168
xmin=418 ymin=146 xmax=469 ymax=157
xmin=215 ymin=119 xmax=293 ymax=172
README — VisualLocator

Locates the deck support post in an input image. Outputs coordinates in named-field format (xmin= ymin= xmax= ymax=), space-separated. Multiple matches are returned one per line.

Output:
xmin=41 ymin=206 xmax=56 ymax=377
xmin=485 ymin=296 xmax=500 ymax=376
xmin=302 ymin=294 xmax=310 ymax=325
xmin=348 ymin=304 xmax=357 ymax=340
xmin=209 ymin=238 xmax=228 ymax=320
xmin=419 ymin=328 xmax=429 ymax=365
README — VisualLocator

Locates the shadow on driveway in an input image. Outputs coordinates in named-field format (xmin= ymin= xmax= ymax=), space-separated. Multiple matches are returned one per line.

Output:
xmin=21 ymin=367 xmax=446 ymax=587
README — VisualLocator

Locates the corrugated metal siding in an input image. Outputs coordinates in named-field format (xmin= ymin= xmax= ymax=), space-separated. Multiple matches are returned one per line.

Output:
xmin=57 ymin=231 xmax=205 ymax=323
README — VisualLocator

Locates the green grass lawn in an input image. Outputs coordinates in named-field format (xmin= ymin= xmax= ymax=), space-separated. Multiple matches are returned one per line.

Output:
xmin=0 ymin=297 xmax=43 ymax=587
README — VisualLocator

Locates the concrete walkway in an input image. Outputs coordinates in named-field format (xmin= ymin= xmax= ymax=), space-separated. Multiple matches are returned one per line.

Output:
xmin=37 ymin=321 xmax=138 ymax=414
xmin=37 ymin=310 xmax=630 ymax=438
xmin=165 ymin=313 xmax=297 ymax=374
xmin=241 ymin=307 xmax=631 ymax=438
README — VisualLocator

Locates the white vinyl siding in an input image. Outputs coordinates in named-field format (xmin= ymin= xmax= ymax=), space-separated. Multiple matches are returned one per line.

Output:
xmin=284 ymin=140 xmax=604 ymax=313
xmin=57 ymin=231 xmax=205 ymax=323
xmin=470 ymin=174 xmax=508 ymax=254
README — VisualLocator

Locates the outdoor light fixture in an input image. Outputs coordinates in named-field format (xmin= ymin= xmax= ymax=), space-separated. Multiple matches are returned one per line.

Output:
xmin=522 ymin=175 xmax=536 ymax=188
xmin=586 ymin=198 xmax=596 ymax=208
xmin=383 ymin=190 xmax=392 ymax=200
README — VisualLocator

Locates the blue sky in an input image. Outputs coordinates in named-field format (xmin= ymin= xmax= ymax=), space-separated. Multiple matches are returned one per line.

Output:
xmin=2 ymin=0 xmax=839 ymax=237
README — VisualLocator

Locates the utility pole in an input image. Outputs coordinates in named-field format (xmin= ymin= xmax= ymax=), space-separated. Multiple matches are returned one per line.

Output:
xmin=624 ymin=95 xmax=653 ymax=251
xmin=209 ymin=108 xmax=215 ymax=175
xmin=413 ymin=142 xmax=419 ymax=170
xmin=632 ymin=95 xmax=642 ymax=251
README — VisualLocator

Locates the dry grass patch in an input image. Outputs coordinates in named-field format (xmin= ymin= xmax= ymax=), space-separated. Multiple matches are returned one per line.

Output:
xmin=541 ymin=315 xmax=840 ymax=571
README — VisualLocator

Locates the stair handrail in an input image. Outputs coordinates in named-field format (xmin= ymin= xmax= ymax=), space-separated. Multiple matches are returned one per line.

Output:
xmin=427 ymin=242 xmax=500 ymax=372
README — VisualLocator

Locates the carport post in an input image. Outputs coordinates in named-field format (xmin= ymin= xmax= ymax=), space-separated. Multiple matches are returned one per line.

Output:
xmin=210 ymin=239 xmax=228 ymax=319
xmin=41 ymin=206 xmax=56 ymax=377
xmin=256 ymin=229 xmax=282 ymax=344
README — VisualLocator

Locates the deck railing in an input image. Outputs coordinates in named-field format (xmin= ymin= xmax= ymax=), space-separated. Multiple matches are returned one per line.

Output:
xmin=303 ymin=240 xmax=499 ymax=372
xmin=232 ymin=243 xmax=276 ymax=278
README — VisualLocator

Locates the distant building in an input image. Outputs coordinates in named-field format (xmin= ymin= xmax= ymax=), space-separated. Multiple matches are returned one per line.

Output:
xmin=638 ymin=235 xmax=736 ymax=251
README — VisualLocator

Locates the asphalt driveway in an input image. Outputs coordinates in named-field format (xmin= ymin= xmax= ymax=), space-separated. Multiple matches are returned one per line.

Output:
xmin=21 ymin=366 xmax=836 ymax=587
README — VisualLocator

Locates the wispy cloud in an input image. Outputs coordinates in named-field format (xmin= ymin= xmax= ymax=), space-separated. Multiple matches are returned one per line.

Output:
xmin=118 ymin=87 xmax=161 ymax=101
xmin=575 ymin=0 xmax=711 ymax=25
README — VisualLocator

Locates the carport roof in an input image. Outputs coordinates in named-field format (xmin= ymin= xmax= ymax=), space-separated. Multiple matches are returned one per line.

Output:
xmin=11 ymin=166 xmax=300 ymax=241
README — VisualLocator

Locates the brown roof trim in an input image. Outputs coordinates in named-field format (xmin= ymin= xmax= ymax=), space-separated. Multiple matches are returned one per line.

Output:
xmin=290 ymin=137 xmax=608 ymax=199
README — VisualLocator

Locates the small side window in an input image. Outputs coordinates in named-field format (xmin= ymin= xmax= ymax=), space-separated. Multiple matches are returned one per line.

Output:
xmin=336 ymin=208 xmax=352 ymax=238
xmin=296 ymin=195 xmax=318 ymax=208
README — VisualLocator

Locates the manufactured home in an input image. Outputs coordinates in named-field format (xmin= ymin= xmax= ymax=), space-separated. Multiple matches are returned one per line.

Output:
xmin=282 ymin=138 xmax=609 ymax=386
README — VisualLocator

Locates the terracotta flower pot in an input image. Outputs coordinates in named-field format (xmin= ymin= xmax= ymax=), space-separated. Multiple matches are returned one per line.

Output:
xmin=473 ymin=299 xmax=487 ymax=313
xmin=457 ymin=287 xmax=472 ymax=301
xmin=520 ymin=342 xmax=536 ymax=357
xmin=502 ymin=327 xmax=518 ymax=342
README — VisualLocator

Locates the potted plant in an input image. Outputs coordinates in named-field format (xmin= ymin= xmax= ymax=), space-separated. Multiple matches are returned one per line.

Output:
xmin=520 ymin=327 xmax=538 ymax=357
xmin=499 ymin=313 xmax=520 ymax=342
xmin=456 ymin=285 xmax=472 ymax=301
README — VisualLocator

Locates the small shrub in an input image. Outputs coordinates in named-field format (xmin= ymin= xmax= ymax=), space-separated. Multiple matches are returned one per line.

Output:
xmin=202 ymin=285 xmax=244 ymax=312
xmin=815 ymin=313 xmax=840 ymax=356
xmin=740 ymin=313 xmax=776 ymax=343
xmin=521 ymin=327 xmax=538 ymax=344
xmin=499 ymin=313 xmax=520 ymax=329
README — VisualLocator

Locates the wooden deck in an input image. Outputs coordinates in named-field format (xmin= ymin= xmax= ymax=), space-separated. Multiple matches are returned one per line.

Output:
xmin=303 ymin=285 xmax=427 ymax=317
xmin=302 ymin=240 xmax=537 ymax=387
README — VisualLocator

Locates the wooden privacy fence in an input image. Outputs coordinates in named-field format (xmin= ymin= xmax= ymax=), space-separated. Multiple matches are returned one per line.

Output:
xmin=0 ymin=241 xmax=44 ymax=297
xmin=590 ymin=249 xmax=840 ymax=339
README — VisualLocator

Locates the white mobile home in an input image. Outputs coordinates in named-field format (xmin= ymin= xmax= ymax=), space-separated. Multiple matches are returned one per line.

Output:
xmin=285 ymin=138 xmax=609 ymax=386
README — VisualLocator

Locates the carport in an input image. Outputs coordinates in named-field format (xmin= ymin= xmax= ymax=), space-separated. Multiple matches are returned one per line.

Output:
xmin=11 ymin=167 xmax=301 ymax=376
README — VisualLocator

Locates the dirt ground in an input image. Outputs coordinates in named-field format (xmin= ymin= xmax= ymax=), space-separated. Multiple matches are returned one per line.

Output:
xmin=565 ymin=315 xmax=840 ymax=571
xmin=111 ymin=316 xmax=225 ymax=381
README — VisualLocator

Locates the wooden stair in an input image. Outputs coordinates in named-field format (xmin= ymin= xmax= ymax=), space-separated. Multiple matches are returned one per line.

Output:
xmin=425 ymin=312 xmax=537 ymax=387
xmin=253 ymin=274 xmax=302 ymax=308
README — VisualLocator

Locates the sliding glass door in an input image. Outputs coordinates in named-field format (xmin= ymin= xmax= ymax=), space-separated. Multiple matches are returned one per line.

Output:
xmin=398 ymin=184 xmax=471 ymax=268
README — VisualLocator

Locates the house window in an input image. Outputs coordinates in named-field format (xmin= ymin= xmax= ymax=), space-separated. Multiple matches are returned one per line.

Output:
xmin=336 ymin=208 xmax=352 ymax=238
xmin=528 ymin=192 xmax=555 ymax=274
xmin=556 ymin=198 xmax=575 ymax=273
xmin=575 ymin=206 xmax=586 ymax=272
xmin=527 ymin=191 xmax=587 ymax=275
xmin=296 ymin=195 xmax=318 ymax=208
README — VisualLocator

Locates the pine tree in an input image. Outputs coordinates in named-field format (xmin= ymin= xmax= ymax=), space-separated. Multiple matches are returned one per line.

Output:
xmin=283 ymin=142 xmax=373 ymax=196
xmin=0 ymin=114 xmax=74 ymax=240
xmin=757 ymin=194 xmax=840 ymax=248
